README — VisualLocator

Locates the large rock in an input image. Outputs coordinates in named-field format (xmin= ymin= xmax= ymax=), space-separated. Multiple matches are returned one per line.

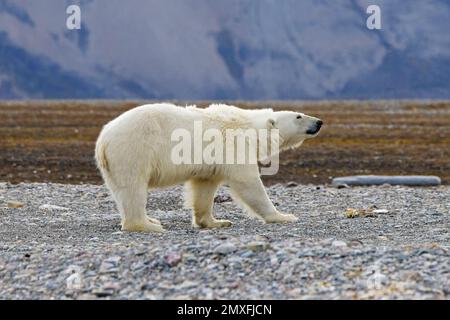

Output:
xmin=332 ymin=175 xmax=441 ymax=186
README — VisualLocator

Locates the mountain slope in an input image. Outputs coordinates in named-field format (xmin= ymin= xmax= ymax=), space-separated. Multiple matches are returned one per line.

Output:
xmin=0 ymin=0 xmax=449 ymax=99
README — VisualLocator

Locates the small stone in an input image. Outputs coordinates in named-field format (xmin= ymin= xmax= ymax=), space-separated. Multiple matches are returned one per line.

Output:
xmin=102 ymin=282 xmax=120 ymax=291
xmin=105 ymin=256 xmax=121 ymax=265
xmin=7 ymin=201 xmax=23 ymax=208
xmin=45 ymin=280 xmax=59 ymax=290
xmin=373 ymin=209 xmax=389 ymax=214
xmin=348 ymin=239 xmax=364 ymax=247
xmin=214 ymin=195 xmax=232 ymax=203
xmin=77 ymin=293 xmax=96 ymax=300
xmin=99 ymin=256 xmax=121 ymax=273
xmin=92 ymin=288 xmax=114 ymax=297
xmin=246 ymin=241 xmax=270 ymax=252
xmin=287 ymin=288 xmax=302 ymax=297
xmin=241 ymin=250 xmax=255 ymax=258
xmin=141 ymin=283 xmax=156 ymax=291
xmin=286 ymin=181 xmax=298 ymax=188
xmin=214 ymin=242 xmax=237 ymax=255
xmin=345 ymin=208 xmax=376 ymax=218
xmin=178 ymin=280 xmax=198 ymax=289
xmin=39 ymin=204 xmax=69 ymax=211
xmin=332 ymin=240 xmax=348 ymax=248
xmin=361 ymin=208 xmax=376 ymax=218
xmin=345 ymin=208 xmax=359 ymax=218
xmin=164 ymin=252 xmax=182 ymax=267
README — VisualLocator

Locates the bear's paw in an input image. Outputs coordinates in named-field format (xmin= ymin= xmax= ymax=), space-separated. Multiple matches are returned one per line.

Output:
xmin=264 ymin=212 xmax=298 ymax=224
xmin=194 ymin=218 xmax=232 ymax=229
xmin=122 ymin=219 xmax=165 ymax=233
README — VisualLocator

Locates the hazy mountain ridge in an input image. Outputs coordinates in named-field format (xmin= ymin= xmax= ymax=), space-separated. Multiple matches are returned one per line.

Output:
xmin=0 ymin=0 xmax=449 ymax=99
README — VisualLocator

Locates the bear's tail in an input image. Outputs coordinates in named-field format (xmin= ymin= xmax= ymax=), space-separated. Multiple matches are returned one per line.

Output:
xmin=95 ymin=139 xmax=109 ymax=173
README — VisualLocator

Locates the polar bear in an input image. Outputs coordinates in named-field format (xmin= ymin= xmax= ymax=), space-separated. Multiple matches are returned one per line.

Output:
xmin=95 ymin=103 xmax=322 ymax=233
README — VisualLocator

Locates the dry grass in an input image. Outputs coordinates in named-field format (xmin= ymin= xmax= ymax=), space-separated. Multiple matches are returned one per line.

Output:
xmin=0 ymin=100 xmax=449 ymax=185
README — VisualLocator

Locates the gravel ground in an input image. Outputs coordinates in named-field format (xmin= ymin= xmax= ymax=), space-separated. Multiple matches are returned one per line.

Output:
xmin=0 ymin=182 xmax=448 ymax=300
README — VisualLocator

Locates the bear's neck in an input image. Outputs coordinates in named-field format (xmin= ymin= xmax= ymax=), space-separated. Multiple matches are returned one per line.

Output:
xmin=278 ymin=134 xmax=304 ymax=152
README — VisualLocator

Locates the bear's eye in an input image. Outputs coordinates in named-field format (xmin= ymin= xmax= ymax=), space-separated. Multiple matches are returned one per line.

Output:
xmin=296 ymin=115 xmax=302 ymax=119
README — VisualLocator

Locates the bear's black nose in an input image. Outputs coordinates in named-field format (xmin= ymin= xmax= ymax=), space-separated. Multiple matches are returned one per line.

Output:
xmin=306 ymin=120 xmax=323 ymax=135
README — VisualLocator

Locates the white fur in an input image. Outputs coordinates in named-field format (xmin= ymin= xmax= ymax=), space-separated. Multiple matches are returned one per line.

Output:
xmin=95 ymin=103 xmax=321 ymax=232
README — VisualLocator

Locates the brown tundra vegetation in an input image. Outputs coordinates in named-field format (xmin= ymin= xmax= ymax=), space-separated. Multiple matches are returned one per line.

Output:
xmin=0 ymin=100 xmax=449 ymax=185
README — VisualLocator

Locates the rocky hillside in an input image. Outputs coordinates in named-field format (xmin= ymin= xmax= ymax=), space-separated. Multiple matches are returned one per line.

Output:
xmin=0 ymin=0 xmax=449 ymax=99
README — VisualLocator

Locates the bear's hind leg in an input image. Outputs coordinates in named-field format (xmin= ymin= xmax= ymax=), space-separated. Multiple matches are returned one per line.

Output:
xmin=185 ymin=179 xmax=232 ymax=229
xmin=111 ymin=182 xmax=165 ymax=233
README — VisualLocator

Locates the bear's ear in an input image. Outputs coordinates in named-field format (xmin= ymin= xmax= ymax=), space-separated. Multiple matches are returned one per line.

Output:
xmin=267 ymin=118 xmax=277 ymax=129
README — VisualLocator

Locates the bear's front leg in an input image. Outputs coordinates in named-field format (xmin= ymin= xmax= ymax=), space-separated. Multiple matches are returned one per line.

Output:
xmin=185 ymin=178 xmax=232 ymax=229
xmin=228 ymin=172 xmax=298 ymax=224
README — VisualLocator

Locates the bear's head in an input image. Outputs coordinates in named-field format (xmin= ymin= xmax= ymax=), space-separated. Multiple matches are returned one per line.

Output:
xmin=266 ymin=111 xmax=323 ymax=150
